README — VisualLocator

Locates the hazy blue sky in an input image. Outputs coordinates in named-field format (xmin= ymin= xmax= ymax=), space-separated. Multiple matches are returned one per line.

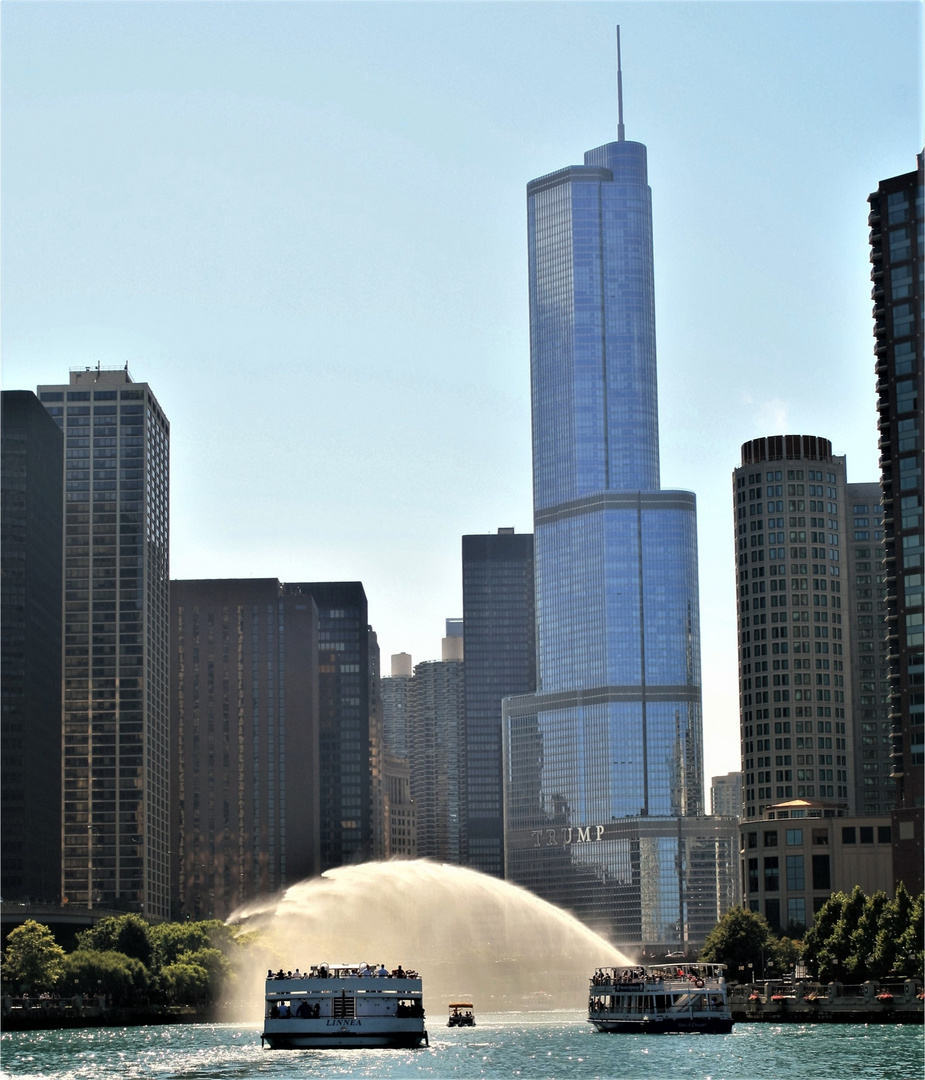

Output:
xmin=2 ymin=1 xmax=921 ymax=785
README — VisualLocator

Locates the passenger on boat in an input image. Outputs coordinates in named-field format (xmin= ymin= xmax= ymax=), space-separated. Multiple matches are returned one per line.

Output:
xmin=377 ymin=963 xmax=389 ymax=977
xmin=393 ymin=965 xmax=406 ymax=978
xmin=296 ymin=1000 xmax=311 ymax=1018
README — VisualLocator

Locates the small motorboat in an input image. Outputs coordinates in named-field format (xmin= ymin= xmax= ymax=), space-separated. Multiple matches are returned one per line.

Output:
xmin=447 ymin=1002 xmax=476 ymax=1027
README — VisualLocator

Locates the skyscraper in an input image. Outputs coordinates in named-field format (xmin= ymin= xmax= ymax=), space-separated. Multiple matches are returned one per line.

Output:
xmin=461 ymin=528 xmax=535 ymax=877
xmin=285 ymin=582 xmax=378 ymax=869
xmin=38 ymin=367 xmax=170 ymax=918
xmin=503 ymin=51 xmax=725 ymax=952
xmin=170 ymin=578 xmax=320 ymax=919
xmin=1 ymin=391 xmax=63 ymax=902
xmin=868 ymin=153 xmax=923 ymax=892
xmin=732 ymin=436 xmax=880 ymax=821
xmin=408 ymin=626 xmax=466 ymax=864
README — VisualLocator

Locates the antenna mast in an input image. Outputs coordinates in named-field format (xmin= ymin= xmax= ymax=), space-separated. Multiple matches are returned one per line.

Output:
xmin=616 ymin=25 xmax=625 ymax=142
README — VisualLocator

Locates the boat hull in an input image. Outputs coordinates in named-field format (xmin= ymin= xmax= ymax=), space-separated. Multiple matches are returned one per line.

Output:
xmin=262 ymin=1024 xmax=427 ymax=1049
xmin=589 ymin=1015 xmax=734 ymax=1035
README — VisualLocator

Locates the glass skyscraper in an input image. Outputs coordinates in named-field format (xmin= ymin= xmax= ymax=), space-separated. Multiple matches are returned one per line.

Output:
xmin=503 ymin=114 xmax=727 ymax=952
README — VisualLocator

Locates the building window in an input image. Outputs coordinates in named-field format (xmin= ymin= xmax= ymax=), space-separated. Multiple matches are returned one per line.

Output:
xmin=786 ymin=828 xmax=803 ymax=846
xmin=764 ymin=856 xmax=780 ymax=892
xmin=786 ymin=854 xmax=805 ymax=891
xmin=765 ymin=898 xmax=781 ymax=932
xmin=812 ymin=854 xmax=831 ymax=891
xmin=787 ymin=897 xmax=807 ymax=935
xmin=763 ymin=831 xmax=778 ymax=847
xmin=841 ymin=827 xmax=856 ymax=844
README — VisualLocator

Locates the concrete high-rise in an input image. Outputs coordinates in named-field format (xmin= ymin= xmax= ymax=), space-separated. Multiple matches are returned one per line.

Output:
xmin=408 ymin=626 xmax=466 ymax=864
xmin=1 ymin=391 xmax=63 ymax=902
xmin=381 ymin=653 xmax=413 ymax=758
xmin=734 ymin=437 xmax=856 ymax=821
xmin=868 ymin=153 xmax=924 ymax=892
xmin=38 ymin=368 xmax=170 ymax=917
xmin=502 ymin=62 xmax=728 ymax=953
xmin=170 ymin=578 xmax=320 ymax=919
xmin=710 ymin=773 xmax=743 ymax=819
xmin=461 ymin=528 xmax=535 ymax=877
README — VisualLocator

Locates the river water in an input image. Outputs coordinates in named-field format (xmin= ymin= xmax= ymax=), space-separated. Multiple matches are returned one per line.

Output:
xmin=1 ymin=1014 xmax=921 ymax=1080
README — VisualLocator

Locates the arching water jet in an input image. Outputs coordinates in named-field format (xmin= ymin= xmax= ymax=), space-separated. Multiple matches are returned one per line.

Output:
xmin=227 ymin=860 xmax=628 ymax=1013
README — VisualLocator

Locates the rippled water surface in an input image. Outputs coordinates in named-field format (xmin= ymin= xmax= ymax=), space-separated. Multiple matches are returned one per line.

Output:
xmin=1 ymin=1014 xmax=922 ymax=1080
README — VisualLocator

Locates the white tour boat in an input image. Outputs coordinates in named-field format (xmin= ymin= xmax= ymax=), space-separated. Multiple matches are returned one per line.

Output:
xmin=588 ymin=962 xmax=733 ymax=1034
xmin=261 ymin=963 xmax=428 ymax=1049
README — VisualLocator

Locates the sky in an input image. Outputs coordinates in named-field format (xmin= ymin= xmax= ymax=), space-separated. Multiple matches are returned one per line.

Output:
xmin=2 ymin=1 xmax=922 ymax=789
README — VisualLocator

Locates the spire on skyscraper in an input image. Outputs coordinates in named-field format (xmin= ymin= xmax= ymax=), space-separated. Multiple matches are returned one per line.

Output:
xmin=616 ymin=25 xmax=625 ymax=142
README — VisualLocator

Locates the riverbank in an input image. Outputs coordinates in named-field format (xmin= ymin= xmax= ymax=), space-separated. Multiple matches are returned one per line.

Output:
xmin=729 ymin=978 xmax=924 ymax=1024
xmin=1 ymin=995 xmax=212 ymax=1031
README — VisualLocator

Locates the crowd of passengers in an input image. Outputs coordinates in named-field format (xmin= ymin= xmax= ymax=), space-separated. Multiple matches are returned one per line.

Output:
xmin=592 ymin=968 xmax=649 ymax=985
xmin=268 ymin=963 xmax=417 ymax=980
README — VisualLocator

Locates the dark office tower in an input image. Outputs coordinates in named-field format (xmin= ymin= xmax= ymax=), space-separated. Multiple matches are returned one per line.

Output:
xmin=461 ymin=528 xmax=535 ymax=877
xmin=408 ymin=652 xmax=466 ymax=863
xmin=1 ymin=391 xmax=63 ymax=902
xmin=38 ymin=368 xmax=170 ymax=918
xmin=285 ymin=582 xmax=374 ymax=869
xmin=504 ymin=50 xmax=719 ymax=953
xmin=367 ymin=627 xmax=386 ymax=859
xmin=845 ymin=482 xmax=893 ymax=816
xmin=170 ymin=579 xmax=320 ymax=919
xmin=869 ymin=153 xmax=924 ymax=892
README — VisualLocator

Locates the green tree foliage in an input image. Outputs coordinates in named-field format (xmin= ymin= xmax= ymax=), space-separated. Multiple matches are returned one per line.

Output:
xmin=0 ymin=920 xmax=66 ymax=991
xmin=150 ymin=920 xmax=236 ymax=967
xmin=58 ymin=949 xmax=149 ymax=1004
xmin=159 ymin=961 xmax=211 ymax=1006
xmin=76 ymin=913 xmax=153 ymax=968
xmin=772 ymin=936 xmax=804 ymax=974
xmin=848 ymin=891 xmax=890 ymax=981
xmin=699 ymin=907 xmax=775 ymax=979
xmin=803 ymin=885 xmax=925 ymax=983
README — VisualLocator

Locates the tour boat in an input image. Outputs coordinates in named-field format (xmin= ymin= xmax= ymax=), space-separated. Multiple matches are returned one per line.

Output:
xmin=588 ymin=962 xmax=733 ymax=1034
xmin=447 ymin=1002 xmax=476 ymax=1027
xmin=261 ymin=963 xmax=428 ymax=1049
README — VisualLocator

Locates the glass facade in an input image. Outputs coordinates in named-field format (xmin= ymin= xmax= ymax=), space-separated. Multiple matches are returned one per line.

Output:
xmin=461 ymin=530 xmax=535 ymax=877
xmin=505 ymin=136 xmax=721 ymax=952
xmin=38 ymin=368 xmax=170 ymax=918
xmin=285 ymin=582 xmax=375 ymax=870
xmin=1 ymin=392 xmax=63 ymax=902
xmin=868 ymin=155 xmax=923 ymax=894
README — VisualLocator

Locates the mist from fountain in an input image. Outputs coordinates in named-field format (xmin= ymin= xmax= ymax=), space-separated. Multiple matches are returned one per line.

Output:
xmin=225 ymin=859 xmax=629 ymax=1016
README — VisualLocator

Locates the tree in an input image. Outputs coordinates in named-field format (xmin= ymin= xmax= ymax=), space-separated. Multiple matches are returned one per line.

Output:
xmin=772 ymin=936 xmax=804 ymax=975
xmin=150 ymin=919 xmax=235 ymax=968
xmin=803 ymin=886 xmax=925 ymax=983
xmin=1 ymin=920 xmax=66 ymax=991
xmin=76 ymin=913 xmax=153 ymax=968
xmin=159 ymin=961 xmax=211 ymax=1005
xmin=699 ymin=907 xmax=775 ymax=980
xmin=894 ymin=888 xmax=924 ymax=979
xmin=848 ymin=891 xmax=890 ymax=981
xmin=58 ymin=949 xmax=149 ymax=1005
